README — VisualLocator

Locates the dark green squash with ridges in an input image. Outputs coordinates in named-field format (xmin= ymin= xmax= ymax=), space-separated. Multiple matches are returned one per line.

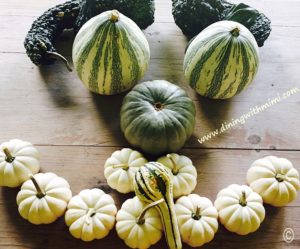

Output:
xmin=120 ymin=80 xmax=196 ymax=155
xmin=75 ymin=0 xmax=155 ymax=32
xmin=24 ymin=0 xmax=155 ymax=70
xmin=172 ymin=0 xmax=271 ymax=47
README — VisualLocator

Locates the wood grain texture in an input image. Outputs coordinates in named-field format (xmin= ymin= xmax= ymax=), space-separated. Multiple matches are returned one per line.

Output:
xmin=0 ymin=0 xmax=299 ymax=248
xmin=0 ymin=147 xmax=299 ymax=249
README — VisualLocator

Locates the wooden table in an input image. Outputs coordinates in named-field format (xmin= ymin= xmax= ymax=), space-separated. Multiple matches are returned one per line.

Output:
xmin=0 ymin=0 xmax=299 ymax=248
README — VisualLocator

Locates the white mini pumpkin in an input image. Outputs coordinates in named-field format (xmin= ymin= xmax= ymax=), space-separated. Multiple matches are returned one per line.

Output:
xmin=65 ymin=188 xmax=117 ymax=242
xmin=104 ymin=148 xmax=147 ymax=193
xmin=116 ymin=196 xmax=163 ymax=249
xmin=17 ymin=172 xmax=72 ymax=224
xmin=247 ymin=156 xmax=300 ymax=207
xmin=175 ymin=194 xmax=218 ymax=247
xmin=0 ymin=139 xmax=40 ymax=187
xmin=157 ymin=153 xmax=197 ymax=198
xmin=214 ymin=184 xmax=265 ymax=235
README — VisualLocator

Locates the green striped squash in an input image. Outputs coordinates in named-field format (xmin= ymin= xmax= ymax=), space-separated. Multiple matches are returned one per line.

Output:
xmin=184 ymin=20 xmax=259 ymax=99
xmin=72 ymin=10 xmax=150 ymax=95
xmin=134 ymin=162 xmax=182 ymax=249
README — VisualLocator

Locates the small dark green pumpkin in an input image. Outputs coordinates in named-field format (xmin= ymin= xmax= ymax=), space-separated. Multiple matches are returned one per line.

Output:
xmin=120 ymin=80 xmax=196 ymax=155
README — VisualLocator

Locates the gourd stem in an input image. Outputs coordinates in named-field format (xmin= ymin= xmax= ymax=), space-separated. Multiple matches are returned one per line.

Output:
xmin=239 ymin=190 xmax=247 ymax=207
xmin=275 ymin=173 xmax=291 ymax=182
xmin=231 ymin=27 xmax=240 ymax=37
xmin=192 ymin=206 xmax=201 ymax=220
xmin=3 ymin=147 xmax=15 ymax=163
xmin=110 ymin=10 xmax=119 ymax=22
xmin=167 ymin=154 xmax=179 ymax=175
xmin=85 ymin=208 xmax=96 ymax=225
xmin=46 ymin=51 xmax=72 ymax=72
xmin=112 ymin=164 xmax=129 ymax=170
xmin=29 ymin=175 xmax=45 ymax=199
xmin=137 ymin=199 xmax=164 ymax=225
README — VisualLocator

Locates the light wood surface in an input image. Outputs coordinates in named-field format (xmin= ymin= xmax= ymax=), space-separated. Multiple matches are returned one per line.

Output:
xmin=0 ymin=0 xmax=299 ymax=248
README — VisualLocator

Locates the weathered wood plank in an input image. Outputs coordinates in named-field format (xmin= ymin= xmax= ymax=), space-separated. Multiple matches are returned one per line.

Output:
xmin=0 ymin=147 xmax=299 ymax=249
xmin=0 ymin=0 xmax=299 ymax=249
xmin=0 ymin=1 xmax=299 ymax=150
xmin=0 ymin=51 xmax=299 ymax=149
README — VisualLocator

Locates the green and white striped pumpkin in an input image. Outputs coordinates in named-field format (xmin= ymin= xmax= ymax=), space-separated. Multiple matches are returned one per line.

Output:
xmin=72 ymin=10 xmax=150 ymax=95
xmin=184 ymin=21 xmax=259 ymax=99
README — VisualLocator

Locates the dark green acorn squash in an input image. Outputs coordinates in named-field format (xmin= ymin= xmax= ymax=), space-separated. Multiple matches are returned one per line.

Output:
xmin=222 ymin=3 xmax=271 ymax=47
xmin=24 ymin=0 xmax=155 ymax=70
xmin=172 ymin=0 xmax=271 ymax=47
xmin=74 ymin=0 xmax=155 ymax=32
xmin=120 ymin=80 xmax=196 ymax=155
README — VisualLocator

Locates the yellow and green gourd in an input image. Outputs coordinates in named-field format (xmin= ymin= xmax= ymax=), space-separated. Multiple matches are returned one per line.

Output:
xmin=133 ymin=162 xmax=182 ymax=249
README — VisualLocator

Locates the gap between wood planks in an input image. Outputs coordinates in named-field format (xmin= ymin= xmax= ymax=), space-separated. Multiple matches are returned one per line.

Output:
xmin=32 ymin=144 xmax=300 ymax=152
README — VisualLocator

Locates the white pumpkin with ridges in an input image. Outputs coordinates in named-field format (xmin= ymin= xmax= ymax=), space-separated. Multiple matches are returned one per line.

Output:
xmin=116 ymin=196 xmax=163 ymax=249
xmin=17 ymin=172 xmax=72 ymax=224
xmin=247 ymin=156 xmax=300 ymax=206
xmin=175 ymin=194 xmax=218 ymax=247
xmin=214 ymin=184 xmax=265 ymax=235
xmin=104 ymin=148 xmax=147 ymax=193
xmin=157 ymin=153 xmax=197 ymax=198
xmin=0 ymin=139 xmax=40 ymax=187
xmin=65 ymin=188 xmax=117 ymax=241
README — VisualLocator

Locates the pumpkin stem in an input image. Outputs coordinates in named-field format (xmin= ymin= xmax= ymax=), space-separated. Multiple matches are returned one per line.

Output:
xmin=112 ymin=164 xmax=129 ymax=170
xmin=167 ymin=154 xmax=179 ymax=175
xmin=46 ymin=51 xmax=72 ymax=72
xmin=192 ymin=206 xmax=201 ymax=220
xmin=85 ymin=208 xmax=96 ymax=225
xmin=231 ymin=27 xmax=240 ymax=37
xmin=137 ymin=199 xmax=164 ymax=225
xmin=239 ymin=190 xmax=247 ymax=207
xmin=275 ymin=173 xmax=292 ymax=182
xmin=29 ymin=174 xmax=46 ymax=199
xmin=110 ymin=10 xmax=119 ymax=22
xmin=3 ymin=147 xmax=15 ymax=163
xmin=154 ymin=102 xmax=164 ymax=111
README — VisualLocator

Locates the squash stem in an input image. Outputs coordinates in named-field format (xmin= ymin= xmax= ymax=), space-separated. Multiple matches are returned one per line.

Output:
xmin=137 ymin=199 xmax=164 ymax=225
xmin=167 ymin=154 xmax=179 ymax=175
xmin=192 ymin=206 xmax=201 ymax=220
xmin=239 ymin=190 xmax=247 ymax=207
xmin=231 ymin=27 xmax=240 ymax=37
xmin=154 ymin=102 xmax=164 ymax=111
xmin=110 ymin=10 xmax=119 ymax=22
xmin=3 ymin=147 xmax=15 ymax=163
xmin=29 ymin=175 xmax=46 ymax=199
xmin=275 ymin=173 xmax=292 ymax=182
xmin=85 ymin=208 xmax=96 ymax=225
xmin=112 ymin=164 xmax=129 ymax=170
xmin=46 ymin=51 xmax=72 ymax=72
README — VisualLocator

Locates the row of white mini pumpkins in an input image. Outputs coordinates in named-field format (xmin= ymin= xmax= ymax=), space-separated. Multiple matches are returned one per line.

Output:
xmin=1 ymin=139 xmax=300 ymax=248
xmin=0 ymin=139 xmax=116 ymax=240
xmin=103 ymin=148 xmax=300 ymax=247
xmin=104 ymin=147 xmax=300 ymax=207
